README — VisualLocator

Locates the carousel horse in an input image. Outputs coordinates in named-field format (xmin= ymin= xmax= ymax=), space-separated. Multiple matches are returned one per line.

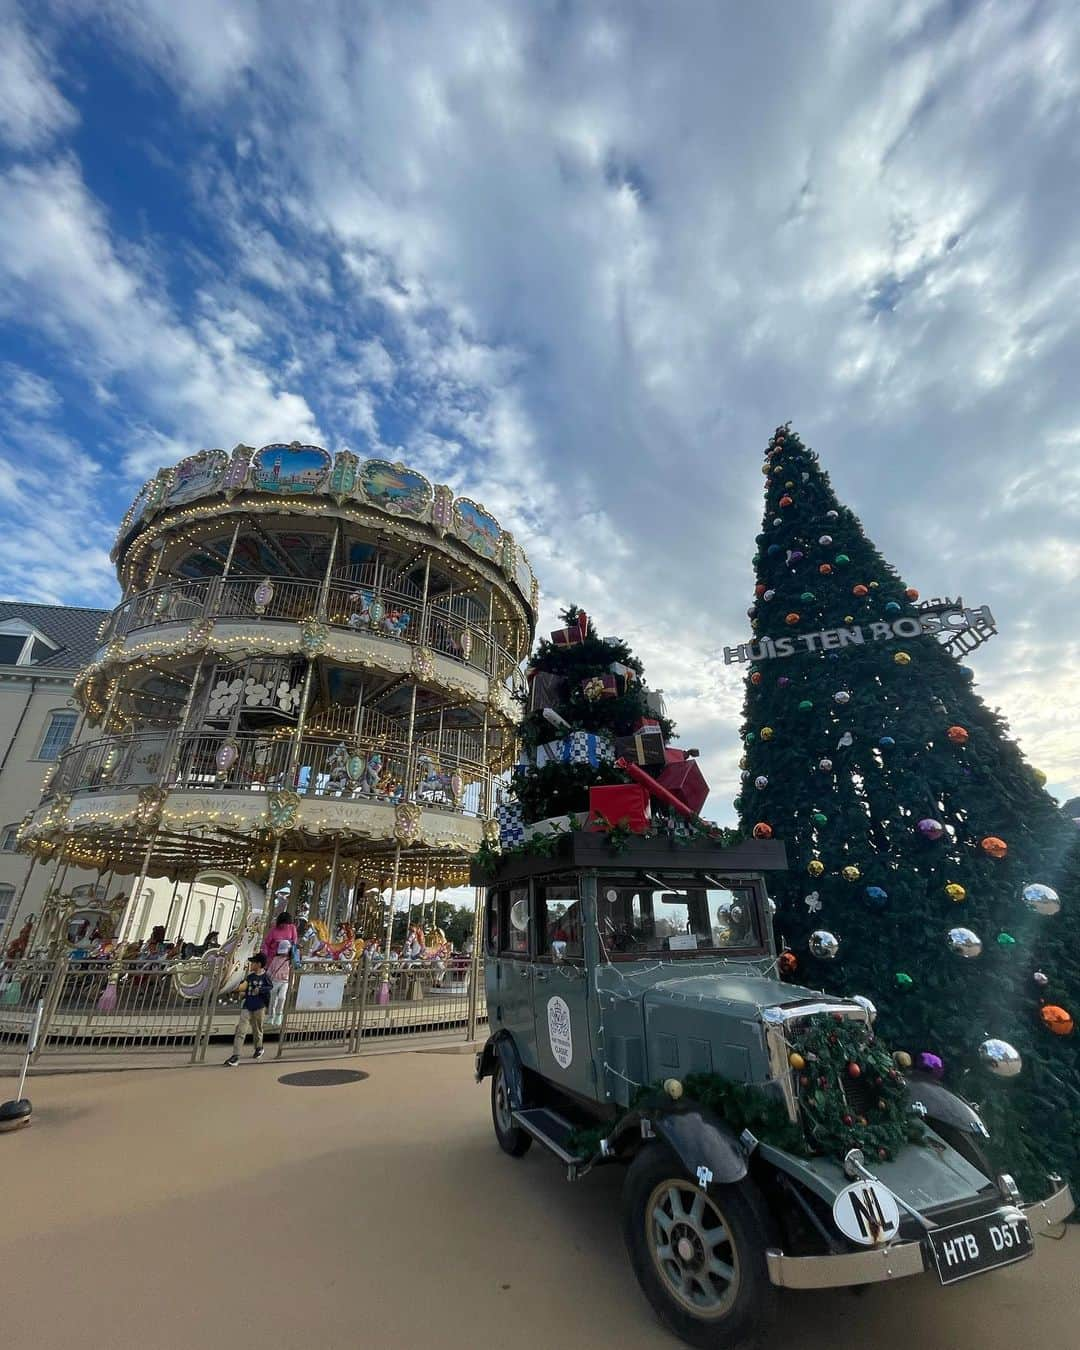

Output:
xmin=170 ymin=872 xmax=266 ymax=999
xmin=356 ymin=752 xmax=384 ymax=796
xmin=415 ymin=752 xmax=454 ymax=802
xmin=5 ymin=916 xmax=34 ymax=960
xmin=308 ymin=920 xmax=358 ymax=962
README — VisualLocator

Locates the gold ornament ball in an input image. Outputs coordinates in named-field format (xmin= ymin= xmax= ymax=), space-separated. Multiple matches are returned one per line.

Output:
xmin=788 ymin=1052 xmax=806 ymax=1071
xmin=761 ymin=726 xmax=775 ymax=740
xmin=893 ymin=1051 xmax=912 ymax=1069
xmin=894 ymin=651 xmax=912 ymax=665
xmin=1033 ymin=768 xmax=1047 ymax=786
xmin=842 ymin=865 xmax=861 ymax=882
xmin=808 ymin=860 xmax=825 ymax=877
xmin=945 ymin=882 xmax=967 ymax=903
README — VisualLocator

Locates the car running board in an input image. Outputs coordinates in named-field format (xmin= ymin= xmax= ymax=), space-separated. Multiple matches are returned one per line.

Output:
xmin=512 ymin=1107 xmax=588 ymax=1177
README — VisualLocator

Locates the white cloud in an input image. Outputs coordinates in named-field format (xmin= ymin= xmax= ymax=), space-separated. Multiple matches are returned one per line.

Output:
xmin=0 ymin=5 xmax=78 ymax=150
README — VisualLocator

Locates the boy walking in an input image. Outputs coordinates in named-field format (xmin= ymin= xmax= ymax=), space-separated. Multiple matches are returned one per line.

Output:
xmin=225 ymin=953 xmax=273 ymax=1066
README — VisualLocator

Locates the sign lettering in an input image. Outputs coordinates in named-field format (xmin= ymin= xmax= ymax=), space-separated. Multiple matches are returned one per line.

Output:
xmin=723 ymin=606 xmax=995 ymax=665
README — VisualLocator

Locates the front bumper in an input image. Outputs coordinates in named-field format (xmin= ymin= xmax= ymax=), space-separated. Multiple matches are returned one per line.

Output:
xmin=766 ymin=1182 xmax=1073 ymax=1290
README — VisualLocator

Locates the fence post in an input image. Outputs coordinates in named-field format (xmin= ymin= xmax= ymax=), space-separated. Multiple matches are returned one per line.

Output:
xmin=192 ymin=960 xmax=223 ymax=1064
xmin=275 ymin=965 xmax=298 ymax=1060
xmin=30 ymin=953 xmax=68 ymax=1062
xmin=465 ymin=885 xmax=484 ymax=1044
xmin=351 ymin=961 xmax=372 ymax=1053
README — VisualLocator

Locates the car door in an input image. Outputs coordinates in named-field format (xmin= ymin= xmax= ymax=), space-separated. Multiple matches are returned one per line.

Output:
xmin=532 ymin=879 xmax=595 ymax=1103
xmin=491 ymin=884 xmax=538 ymax=1069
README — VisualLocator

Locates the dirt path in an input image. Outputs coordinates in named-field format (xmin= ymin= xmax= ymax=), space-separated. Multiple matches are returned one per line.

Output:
xmin=2 ymin=1050 xmax=1076 ymax=1349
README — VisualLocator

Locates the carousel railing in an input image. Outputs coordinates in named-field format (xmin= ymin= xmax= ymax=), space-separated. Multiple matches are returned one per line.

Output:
xmin=99 ymin=574 xmax=525 ymax=690
xmin=42 ymin=729 xmax=490 ymax=816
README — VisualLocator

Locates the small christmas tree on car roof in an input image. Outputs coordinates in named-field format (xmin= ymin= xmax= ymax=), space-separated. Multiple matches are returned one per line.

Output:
xmin=497 ymin=606 xmax=715 ymax=843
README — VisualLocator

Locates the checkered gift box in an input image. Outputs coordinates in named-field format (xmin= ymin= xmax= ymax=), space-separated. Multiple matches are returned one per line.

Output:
xmin=535 ymin=730 xmax=615 ymax=769
xmin=495 ymin=799 xmax=525 ymax=847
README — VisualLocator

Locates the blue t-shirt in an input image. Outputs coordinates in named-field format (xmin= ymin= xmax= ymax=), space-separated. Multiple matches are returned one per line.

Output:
xmin=243 ymin=972 xmax=273 ymax=1011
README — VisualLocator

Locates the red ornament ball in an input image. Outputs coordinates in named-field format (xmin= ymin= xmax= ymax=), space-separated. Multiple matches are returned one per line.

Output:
xmin=947 ymin=725 xmax=969 ymax=744
xmin=779 ymin=495 xmax=794 ymax=508
xmin=785 ymin=612 xmax=801 ymax=625
xmin=778 ymin=951 xmax=798 ymax=975
xmin=852 ymin=584 xmax=869 ymax=597
xmin=819 ymin=563 xmax=833 ymax=575
xmin=847 ymin=1061 xmax=862 ymax=1079
xmin=755 ymin=584 xmax=766 ymax=597
xmin=981 ymin=835 xmax=1008 ymax=860
xmin=905 ymin=587 xmax=919 ymax=600
xmin=1040 ymin=1005 xmax=1074 ymax=1036
xmin=750 ymin=671 xmax=763 ymax=686
xmin=842 ymin=1114 xmax=854 ymax=1127
xmin=752 ymin=822 xmax=773 ymax=840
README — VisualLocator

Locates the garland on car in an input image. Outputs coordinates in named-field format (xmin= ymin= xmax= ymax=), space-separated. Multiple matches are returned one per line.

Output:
xmin=566 ymin=1015 xmax=923 ymax=1165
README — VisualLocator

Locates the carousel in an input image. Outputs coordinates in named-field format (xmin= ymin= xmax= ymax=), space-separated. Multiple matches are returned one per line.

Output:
xmin=15 ymin=443 xmax=536 ymax=998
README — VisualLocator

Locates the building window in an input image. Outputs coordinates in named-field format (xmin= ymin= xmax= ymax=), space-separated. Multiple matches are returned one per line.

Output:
xmin=0 ymin=885 xmax=14 ymax=927
xmin=36 ymin=711 xmax=78 ymax=761
xmin=0 ymin=825 xmax=18 ymax=852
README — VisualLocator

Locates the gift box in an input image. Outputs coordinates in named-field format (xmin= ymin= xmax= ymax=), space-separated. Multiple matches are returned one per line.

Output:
xmin=551 ymin=611 xmax=589 ymax=646
xmin=495 ymin=799 xmax=525 ymax=847
xmin=527 ymin=671 xmax=566 ymax=714
xmin=656 ymin=757 xmax=709 ymax=816
xmin=587 ymin=784 xmax=651 ymax=834
xmin=523 ymin=814 xmax=575 ymax=840
xmin=580 ymin=673 xmax=618 ymax=701
xmin=614 ymin=725 xmax=667 ymax=768
xmin=535 ymin=730 xmax=615 ymax=768
xmin=642 ymin=689 xmax=667 ymax=719
xmin=608 ymin=661 xmax=635 ymax=690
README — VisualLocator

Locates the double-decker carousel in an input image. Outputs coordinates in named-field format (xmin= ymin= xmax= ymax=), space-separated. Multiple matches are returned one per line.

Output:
xmin=17 ymin=443 xmax=536 ymax=986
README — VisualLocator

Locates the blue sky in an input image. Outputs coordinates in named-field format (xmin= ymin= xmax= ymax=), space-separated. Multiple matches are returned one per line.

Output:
xmin=1 ymin=0 xmax=1078 ymax=814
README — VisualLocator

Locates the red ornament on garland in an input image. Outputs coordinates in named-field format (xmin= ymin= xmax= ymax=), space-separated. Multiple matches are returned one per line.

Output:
xmin=852 ymin=584 xmax=869 ymax=597
xmin=785 ymin=612 xmax=800 ymax=625
xmin=778 ymin=951 xmax=798 ymax=976
xmin=981 ymin=836 xmax=1008 ymax=860
xmin=750 ymin=671 xmax=763 ymax=686
xmin=905 ymin=588 xmax=919 ymax=600
xmin=819 ymin=563 xmax=833 ymax=575
xmin=1040 ymin=1005 xmax=1074 ymax=1036
xmin=947 ymin=725 xmax=969 ymax=745
xmin=847 ymin=1062 xmax=862 ymax=1079
xmin=842 ymin=1114 xmax=854 ymax=1127
xmin=752 ymin=822 xmax=773 ymax=839
xmin=779 ymin=495 xmax=794 ymax=508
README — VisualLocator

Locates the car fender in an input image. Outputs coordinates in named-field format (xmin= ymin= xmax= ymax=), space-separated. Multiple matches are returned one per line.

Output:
xmin=907 ymin=1076 xmax=988 ymax=1137
xmin=475 ymin=1032 xmax=526 ymax=1110
xmin=652 ymin=1109 xmax=748 ymax=1185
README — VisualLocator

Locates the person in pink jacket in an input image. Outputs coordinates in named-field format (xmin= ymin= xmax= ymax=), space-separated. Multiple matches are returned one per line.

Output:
xmin=262 ymin=910 xmax=299 ymax=1026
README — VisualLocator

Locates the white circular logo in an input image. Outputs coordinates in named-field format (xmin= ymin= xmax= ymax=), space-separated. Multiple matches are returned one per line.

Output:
xmin=547 ymin=995 xmax=573 ymax=1069
xmin=831 ymin=1180 xmax=901 ymax=1246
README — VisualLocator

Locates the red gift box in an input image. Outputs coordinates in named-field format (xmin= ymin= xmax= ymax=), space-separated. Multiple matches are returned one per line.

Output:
xmin=587 ymin=784 xmax=651 ymax=834
xmin=551 ymin=611 xmax=589 ymax=646
xmin=633 ymin=716 xmax=661 ymax=733
xmin=581 ymin=673 xmax=618 ymax=701
xmin=656 ymin=758 xmax=709 ymax=816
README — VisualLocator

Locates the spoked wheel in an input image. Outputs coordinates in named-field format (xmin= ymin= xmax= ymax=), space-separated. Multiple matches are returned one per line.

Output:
xmin=491 ymin=1060 xmax=532 ymax=1157
xmin=624 ymin=1146 xmax=776 ymax=1350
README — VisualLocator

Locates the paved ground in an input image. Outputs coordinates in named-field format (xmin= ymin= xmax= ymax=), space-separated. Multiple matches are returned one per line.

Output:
xmin=2 ymin=1049 xmax=1077 ymax=1350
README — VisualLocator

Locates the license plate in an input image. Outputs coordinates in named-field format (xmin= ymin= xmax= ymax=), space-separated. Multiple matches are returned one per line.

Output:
xmin=927 ymin=1207 xmax=1033 ymax=1285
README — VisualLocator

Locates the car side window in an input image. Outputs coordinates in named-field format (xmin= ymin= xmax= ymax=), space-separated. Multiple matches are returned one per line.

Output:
xmin=537 ymin=883 xmax=583 ymax=960
xmin=486 ymin=890 xmax=502 ymax=956
xmin=501 ymin=886 xmax=530 ymax=957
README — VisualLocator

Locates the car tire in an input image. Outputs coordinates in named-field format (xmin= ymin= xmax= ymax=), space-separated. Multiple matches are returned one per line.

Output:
xmin=623 ymin=1143 xmax=776 ymax=1350
xmin=491 ymin=1059 xmax=532 ymax=1157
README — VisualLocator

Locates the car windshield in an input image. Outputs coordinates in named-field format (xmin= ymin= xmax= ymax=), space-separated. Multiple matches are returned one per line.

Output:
xmin=597 ymin=873 xmax=764 ymax=959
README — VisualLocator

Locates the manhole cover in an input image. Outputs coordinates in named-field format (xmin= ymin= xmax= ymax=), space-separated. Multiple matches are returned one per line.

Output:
xmin=277 ymin=1069 xmax=370 ymax=1088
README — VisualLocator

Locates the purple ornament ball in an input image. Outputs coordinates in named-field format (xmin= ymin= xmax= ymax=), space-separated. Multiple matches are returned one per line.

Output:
xmin=918 ymin=818 xmax=945 ymax=841
xmin=790 ymin=550 xmax=805 ymax=563
xmin=777 ymin=676 xmax=791 ymax=688
xmin=916 ymin=1052 xmax=944 ymax=1079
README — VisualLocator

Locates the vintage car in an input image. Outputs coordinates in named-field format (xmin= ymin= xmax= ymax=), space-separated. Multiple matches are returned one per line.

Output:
xmin=474 ymin=833 xmax=1073 ymax=1350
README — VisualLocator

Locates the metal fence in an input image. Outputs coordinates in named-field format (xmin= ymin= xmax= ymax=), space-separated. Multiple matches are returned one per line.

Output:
xmin=0 ymin=950 xmax=484 ymax=1066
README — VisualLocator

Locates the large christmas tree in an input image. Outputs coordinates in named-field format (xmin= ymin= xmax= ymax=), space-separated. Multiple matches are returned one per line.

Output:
xmin=736 ymin=425 xmax=1078 ymax=1195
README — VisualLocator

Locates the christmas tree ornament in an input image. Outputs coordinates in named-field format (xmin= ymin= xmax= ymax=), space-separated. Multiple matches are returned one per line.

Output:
xmin=785 ymin=481 xmax=795 ymax=488
xmin=893 ymin=1050 xmax=912 ymax=1068
xmin=744 ymin=731 xmax=756 ymax=744
xmin=790 ymin=549 xmax=805 ymax=563
xmin=776 ymin=675 xmax=790 ymax=687
xmin=852 ymin=584 xmax=869 ymax=597
xmin=947 ymin=725 xmax=969 ymax=744
xmin=819 ymin=563 xmax=833 ymax=575
xmin=826 ymin=509 xmax=839 ymax=521
xmin=746 ymin=605 xmax=757 ymax=619
xmin=893 ymin=651 xmax=912 ymax=665
xmin=812 ymin=811 xmax=828 ymax=825
xmin=753 ymin=822 xmax=773 ymax=839
xmin=945 ymin=882 xmax=966 ymax=902
xmin=750 ymin=671 xmax=763 ymax=686
xmin=852 ymin=994 xmax=877 ymax=1022
xmin=865 ymin=885 xmax=888 ymax=908
xmin=834 ymin=551 xmax=849 ymax=564
xmin=788 ymin=1051 xmax=806 ymax=1070
xmin=996 ymin=932 xmax=1017 ymax=948
xmin=837 ymin=732 xmax=854 ymax=749
xmin=800 ymin=591 xmax=816 ymax=602
xmin=767 ymin=544 xmax=782 ymax=557
xmin=1040 ymin=1005 xmax=1074 ymax=1036
xmin=804 ymin=891 xmax=822 ymax=912
xmin=918 ymin=818 xmax=944 ymax=841
xmin=761 ymin=726 xmax=775 ymax=740
xmin=754 ymin=775 xmax=769 ymax=789
xmin=915 ymin=1052 xmax=944 ymax=1078
xmin=763 ymin=588 xmax=775 ymax=600
xmin=819 ymin=535 xmax=833 ymax=546
xmin=1021 ymin=883 xmax=1061 ymax=916
xmin=847 ymin=1061 xmax=862 ymax=1079
xmin=905 ymin=588 xmax=919 ymax=600
xmin=1033 ymin=768 xmax=1047 ymax=786
xmin=895 ymin=972 xmax=914 ymax=988
xmin=947 ymin=927 xmax=982 ymax=958
xmin=833 ymin=690 xmax=851 ymax=705
xmin=878 ymin=736 xmax=895 ymax=749
xmin=981 ymin=835 xmax=1008 ymax=859
xmin=1033 ymin=970 xmax=1049 ymax=987
xmin=785 ymin=612 xmax=800 ymax=625
xmin=885 ymin=601 xmax=901 ymax=615
xmin=818 ymin=757 xmax=833 ymax=771
xmin=842 ymin=865 xmax=860 ymax=881
xmin=807 ymin=860 xmax=825 ymax=877
xmin=798 ymin=699 xmax=814 ymax=711
xmin=779 ymin=495 xmax=793 ymax=508
xmin=869 ymin=581 xmax=880 ymax=589
xmin=778 ymin=951 xmax=798 ymax=975
xmin=809 ymin=930 xmax=840 ymax=959
xmin=978 ymin=1039 xmax=1022 ymax=1078
xmin=755 ymin=584 xmax=766 ymax=597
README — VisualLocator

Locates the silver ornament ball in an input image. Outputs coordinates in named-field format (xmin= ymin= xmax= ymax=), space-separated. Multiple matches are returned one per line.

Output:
xmin=978 ymin=1038 xmax=1022 ymax=1078
xmin=809 ymin=929 xmax=840 ymax=960
xmin=819 ymin=534 xmax=833 ymax=546
xmin=754 ymin=775 xmax=769 ymax=789
xmin=1033 ymin=970 xmax=1049 ymax=987
xmin=818 ymin=757 xmax=834 ymax=771
xmin=833 ymin=690 xmax=851 ymax=705
xmin=1021 ymin=883 xmax=1061 ymax=917
xmin=947 ymin=927 xmax=983 ymax=958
